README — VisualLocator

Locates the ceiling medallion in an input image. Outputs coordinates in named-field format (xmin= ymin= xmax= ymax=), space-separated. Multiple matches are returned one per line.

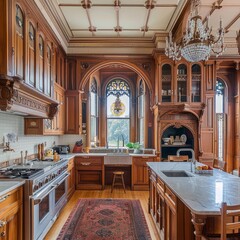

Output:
xmin=88 ymin=26 xmax=96 ymax=32
xmin=144 ymin=0 xmax=156 ymax=9
xmin=165 ymin=0 xmax=225 ymax=62
xmin=81 ymin=0 xmax=92 ymax=9
xmin=114 ymin=26 xmax=122 ymax=32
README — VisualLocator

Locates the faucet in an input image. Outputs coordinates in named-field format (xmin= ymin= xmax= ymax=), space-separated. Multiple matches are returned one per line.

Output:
xmin=116 ymin=134 xmax=124 ymax=152
xmin=176 ymin=148 xmax=196 ymax=173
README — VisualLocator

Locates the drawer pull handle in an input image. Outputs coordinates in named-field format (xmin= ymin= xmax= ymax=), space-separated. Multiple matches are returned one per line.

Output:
xmin=0 ymin=221 xmax=7 ymax=228
xmin=82 ymin=156 xmax=90 ymax=159
xmin=81 ymin=162 xmax=91 ymax=166
xmin=0 ymin=195 xmax=9 ymax=203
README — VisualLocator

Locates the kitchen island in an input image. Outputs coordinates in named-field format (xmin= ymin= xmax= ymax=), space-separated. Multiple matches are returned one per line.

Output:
xmin=147 ymin=162 xmax=240 ymax=240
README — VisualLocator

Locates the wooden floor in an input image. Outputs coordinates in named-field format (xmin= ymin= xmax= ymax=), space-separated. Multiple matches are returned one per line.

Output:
xmin=44 ymin=186 xmax=160 ymax=240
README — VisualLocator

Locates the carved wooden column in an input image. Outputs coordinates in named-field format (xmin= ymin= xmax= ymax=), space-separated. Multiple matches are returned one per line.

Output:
xmin=191 ymin=213 xmax=207 ymax=240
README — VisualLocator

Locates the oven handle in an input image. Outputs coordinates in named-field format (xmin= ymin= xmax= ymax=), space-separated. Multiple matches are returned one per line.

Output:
xmin=31 ymin=172 xmax=69 ymax=205
xmin=53 ymin=172 xmax=69 ymax=187
xmin=32 ymin=186 xmax=56 ymax=205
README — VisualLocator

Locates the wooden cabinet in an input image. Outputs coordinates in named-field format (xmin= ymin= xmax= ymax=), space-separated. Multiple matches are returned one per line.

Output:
xmin=65 ymin=90 xmax=82 ymax=134
xmin=24 ymin=83 xmax=65 ymax=135
xmin=0 ymin=186 xmax=23 ymax=240
xmin=75 ymin=156 xmax=104 ymax=190
xmin=67 ymin=157 xmax=75 ymax=200
xmin=148 ymin=169 xmax=194 ymax=240
xmin=160 ymin=61 xmax=202 ymax=104
xmin=132 ymin=156 xmax=157 ymax=190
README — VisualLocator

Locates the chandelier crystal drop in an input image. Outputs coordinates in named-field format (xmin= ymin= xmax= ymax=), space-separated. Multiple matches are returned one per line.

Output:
xmin=165 ymin=0 xmax=225 ymax=62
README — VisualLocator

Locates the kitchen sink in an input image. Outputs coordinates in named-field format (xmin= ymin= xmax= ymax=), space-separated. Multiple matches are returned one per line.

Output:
xmin=162 ymin=170 xmax=194 ymax=177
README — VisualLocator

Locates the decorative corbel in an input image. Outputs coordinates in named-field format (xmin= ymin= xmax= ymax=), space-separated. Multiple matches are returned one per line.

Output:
xmin=48 ymin=103 xmax=59 ymax=119
xmin=0 ymin=78 xmax=14 ymax=111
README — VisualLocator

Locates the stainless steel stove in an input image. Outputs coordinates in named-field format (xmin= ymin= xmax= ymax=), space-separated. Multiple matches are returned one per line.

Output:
xmin=0 ymin=158 xmax=69 ymax=240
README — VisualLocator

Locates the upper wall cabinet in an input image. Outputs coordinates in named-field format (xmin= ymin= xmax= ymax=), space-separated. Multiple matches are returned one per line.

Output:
xmin=160 ymin=61 xmax=202 ymax=104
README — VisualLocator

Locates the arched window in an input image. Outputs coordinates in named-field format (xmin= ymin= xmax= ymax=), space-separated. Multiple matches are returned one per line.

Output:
xmin=215 ymin=79 xmax=226 ymax=161
xmin=106 ymin=79 xmax=130 ymax=147
xmin=90 ymin=79 xmax=98 ymax=145
xmin=138 ymin=79 xmax=145 ymax=146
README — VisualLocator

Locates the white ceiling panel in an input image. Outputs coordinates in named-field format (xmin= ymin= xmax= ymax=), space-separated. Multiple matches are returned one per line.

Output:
xmin=120 ymin=0 xmax=146 ymax=4
xmin=120 ymin=7 xmax=147 ymax=29
xmin=90 ymin=7 xmax=116 ymax=28
xmin=57 ymin=0 xmax=82 ymax=4
xmin=93 ymin=31 xmax=119 ymax=37
xmin=61 ymin=7 xmax=88 ymax=29
xmin=92 ymin=0 xmax=116 ymax=4
xmin=149 ymin=7 xmax=176 ymax=29
xmin=120 ymin=31 xmax=144 ymax=37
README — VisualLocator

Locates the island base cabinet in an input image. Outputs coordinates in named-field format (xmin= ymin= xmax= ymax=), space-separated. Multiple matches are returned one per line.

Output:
xmin=149 ymin=169 xmax=194 ymax=240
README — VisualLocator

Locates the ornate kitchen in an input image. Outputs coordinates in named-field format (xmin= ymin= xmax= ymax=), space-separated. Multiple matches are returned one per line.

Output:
xmin=0 ymin=0 xmax=240 ymax=239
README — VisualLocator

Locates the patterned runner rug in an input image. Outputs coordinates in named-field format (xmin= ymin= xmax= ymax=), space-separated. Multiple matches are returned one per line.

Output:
xmin=57 ymin=198 xmax=151 ymax=240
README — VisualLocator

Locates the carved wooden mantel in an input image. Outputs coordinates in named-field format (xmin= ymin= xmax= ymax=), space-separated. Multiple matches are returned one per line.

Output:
xmin=0 ymin=75 xmax=58 ymax=118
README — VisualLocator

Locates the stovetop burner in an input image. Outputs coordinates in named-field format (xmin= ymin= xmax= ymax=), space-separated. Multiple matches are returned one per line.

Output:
xmin=0 ymin=168 xmax=44 ymax=179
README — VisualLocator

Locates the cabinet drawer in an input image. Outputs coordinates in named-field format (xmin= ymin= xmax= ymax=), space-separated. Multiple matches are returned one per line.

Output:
xmin=165 ymin=186 xmax=177 ymax=211
xmin=157 ymin=177 xmax=165 ymax=194
xmin=75 ymin=157 xmax=103 ymax=165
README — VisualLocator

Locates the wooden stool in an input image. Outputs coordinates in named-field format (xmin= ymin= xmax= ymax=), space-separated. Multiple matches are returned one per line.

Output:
xmin=111 ymin=171 xmax=126 ymax=193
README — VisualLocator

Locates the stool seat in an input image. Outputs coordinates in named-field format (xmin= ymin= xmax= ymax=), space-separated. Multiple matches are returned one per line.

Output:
xmin=111 ymin=171 xmax=126 ymax=193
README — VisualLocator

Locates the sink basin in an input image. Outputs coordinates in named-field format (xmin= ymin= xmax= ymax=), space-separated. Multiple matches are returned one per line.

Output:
xmin=162 ymin=170 xmax=194 ymax=177
xmin=106 ymin=152 xmax=129 ymax=156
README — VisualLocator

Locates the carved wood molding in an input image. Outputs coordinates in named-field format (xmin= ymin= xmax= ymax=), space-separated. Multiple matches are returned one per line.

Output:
xmin=0 ymin=75 xmax=59 ymax=118
xmin=158 ymin=103 xmax=206 ymax=120
xmin=0 ymin=78 xmax=14 ymax=111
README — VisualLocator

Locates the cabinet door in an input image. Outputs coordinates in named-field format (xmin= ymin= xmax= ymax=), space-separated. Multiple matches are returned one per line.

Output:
xmin=67 ymin=158 xmax=75 ymax=199
xmin=161 ymin=64 xmax=172 ymax=103
xmin=191 ymin=64 xmax=201 ymax=102
xmin=177 ymin=64 xmax=187 ymax=102
xmin=165 ymin=186 xmax=177 ymax=240
xmin=133 ymin=157 xmax=156 ymax=185
xmin=65 ymin=90 xmax=82 ymax=134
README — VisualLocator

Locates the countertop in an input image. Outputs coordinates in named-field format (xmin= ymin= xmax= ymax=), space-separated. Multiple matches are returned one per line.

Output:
xmin=60 ymin=153 xmax=156 ymax=157
xmin=0 ymin=180 xmax=25 ymax=197
xmin=147 ymin=162 xmax=240 ymax=215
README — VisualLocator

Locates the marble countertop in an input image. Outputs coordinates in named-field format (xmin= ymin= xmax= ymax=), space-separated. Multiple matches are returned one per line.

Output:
xmin=60 ymin=153 xmax=156 ymax=157
xmin=0 ymin=180 xmax=25 ymax=197
xmin=147 ymin=162 xmax=240 ymax=215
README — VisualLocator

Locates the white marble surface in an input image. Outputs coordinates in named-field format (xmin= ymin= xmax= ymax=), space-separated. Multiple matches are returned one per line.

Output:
xmin=0 ymin=180 xmax=25 ymax=197
xmin=59 ymin=153 xmax=156 ymax=165
xmin=147 ymin=162 xmax=240 ymax=215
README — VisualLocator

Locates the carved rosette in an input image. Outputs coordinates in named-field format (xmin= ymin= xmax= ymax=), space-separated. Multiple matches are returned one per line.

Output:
xmin=0 ymin=79 xmax=14 ymax=111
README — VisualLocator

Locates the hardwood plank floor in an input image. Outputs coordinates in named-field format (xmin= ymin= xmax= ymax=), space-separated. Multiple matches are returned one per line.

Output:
xmin=44 ymin=186 xmax=160 ymax=240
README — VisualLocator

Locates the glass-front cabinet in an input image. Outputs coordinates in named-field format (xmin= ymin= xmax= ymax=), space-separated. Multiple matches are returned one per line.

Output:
xmin=160 ymin=61 xmax=202 ymax=104
xmin=177 ymin=64 xmax=187 ymax=102
xmin=161 ymin=64 xmax=172 ymax=102
xmin=191 ymin=64 xmax=201 ymax=102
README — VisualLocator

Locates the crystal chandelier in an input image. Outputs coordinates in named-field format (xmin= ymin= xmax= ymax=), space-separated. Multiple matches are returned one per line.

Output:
xmin=165 ymin=0 xmax=225 ymax=62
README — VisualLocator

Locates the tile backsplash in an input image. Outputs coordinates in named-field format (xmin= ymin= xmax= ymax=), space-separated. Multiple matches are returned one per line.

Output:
xmin=0 ymin=112 xmax=86 ymax=163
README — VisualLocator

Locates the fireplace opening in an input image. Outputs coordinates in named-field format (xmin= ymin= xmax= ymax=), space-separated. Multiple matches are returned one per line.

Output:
xmin=161 ymin=125 xmax=194 ymax=160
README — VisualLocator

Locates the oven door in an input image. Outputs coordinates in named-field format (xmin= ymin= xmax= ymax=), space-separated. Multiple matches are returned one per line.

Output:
xmin=53 ymin=172 xmax=69 ymax=217
xmin=31 ymin=184 xmax=55 ymax=240
xmin=31 ymin=172 xmax=69 ymax=240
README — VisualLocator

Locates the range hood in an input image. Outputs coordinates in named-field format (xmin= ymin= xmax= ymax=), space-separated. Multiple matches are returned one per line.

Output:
xmin=0 ymin=77 xmax=58 ymax=118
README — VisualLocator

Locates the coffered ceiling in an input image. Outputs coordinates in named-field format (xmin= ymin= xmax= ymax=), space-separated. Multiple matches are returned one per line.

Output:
xmin=35 ymin=0 xmax=240 ymax=56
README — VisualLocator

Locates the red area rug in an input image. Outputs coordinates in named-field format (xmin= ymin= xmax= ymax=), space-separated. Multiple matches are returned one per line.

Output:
xmin=57 ymin=198 xmax=151 ymax=240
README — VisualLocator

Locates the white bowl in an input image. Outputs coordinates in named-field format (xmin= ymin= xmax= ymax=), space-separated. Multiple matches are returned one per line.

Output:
xmin=162 ymin=138 xmax=170 ymax=144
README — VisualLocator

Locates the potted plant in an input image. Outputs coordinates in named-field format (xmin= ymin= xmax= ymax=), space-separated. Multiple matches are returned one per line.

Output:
xmin=126 ymin=142 xmax=141 ymax=154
